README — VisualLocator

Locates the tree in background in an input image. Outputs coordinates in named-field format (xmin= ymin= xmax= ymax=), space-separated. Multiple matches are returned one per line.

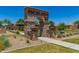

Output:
xmin=16 ymin=18 xmax=24 ymax=31
xmin=1 ymin=19 xmax=12 ymax=29
xmin=73 ymin=20 xmax=79 ymax=24
xmin=0 ymin=19 xmax=12 ymax=28
xmin=73 ymin=20 xmax=79 ymax=29
xmin=2 ymin=19 xmax=12 ymax=26
xmin=48 ymin=21 xmax=55 ymax=26
xmin=16 ymin=18 xmax=24 ymax=24
xmin=48 ymin=21 xmax=56 ymax=31
xmin=57 ymin=23 xmax=66 ymax=31
xmin=0 ymin=20 xmax=3 ymax=27
xmin=48 ymin=21 xmax=56 ymax=37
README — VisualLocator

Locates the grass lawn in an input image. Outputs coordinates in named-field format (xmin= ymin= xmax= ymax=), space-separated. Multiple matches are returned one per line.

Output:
xmin=64 ymin=37 xmax=79 ymax=44
xmin=11 ymin=43 xmax=79 ymax=53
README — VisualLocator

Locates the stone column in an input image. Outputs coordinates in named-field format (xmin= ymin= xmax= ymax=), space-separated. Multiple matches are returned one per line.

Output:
xmin=24 ymin=23 xmax=32 ymax=40
xmin=42 ymin=24 xmax=50 ymax=37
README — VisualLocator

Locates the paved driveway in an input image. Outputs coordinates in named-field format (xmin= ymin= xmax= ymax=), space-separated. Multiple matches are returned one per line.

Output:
xmin=38 ymin=37 xmax=79 ymax=51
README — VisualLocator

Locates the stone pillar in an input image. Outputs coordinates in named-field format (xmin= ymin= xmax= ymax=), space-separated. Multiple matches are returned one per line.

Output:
xmin=24 ymin=24 xmax=32 ymax=40
xmin=49 ymin=26 xmax=56 ymax=38
xmin=24 ymin=21 xmax=38 ymax=40
xmin=31 ymin=31 xmax=37 ymax=40
xmin=42 ymin=23 xmax=50 ymax=37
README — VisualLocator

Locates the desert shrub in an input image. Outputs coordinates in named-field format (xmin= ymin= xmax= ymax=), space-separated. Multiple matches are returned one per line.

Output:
xmin=57 ymin=34 xmax=62 ymax=38
xmin=16 ymin=31 xmax=20 ymax=34
xmin=0 ymin=43 xmax=5 ymax=51
xmin=26 ymin=40 xmax=30 ymax=43
xmin=0 ymin=36 xmax=10 ymax=48
xmin=3 ymin=38 xmax=10 ymax=47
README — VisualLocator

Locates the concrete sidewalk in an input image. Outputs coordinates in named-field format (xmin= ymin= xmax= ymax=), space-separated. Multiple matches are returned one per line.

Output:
xmin=38 ymin=37 xmax=79 ymax=51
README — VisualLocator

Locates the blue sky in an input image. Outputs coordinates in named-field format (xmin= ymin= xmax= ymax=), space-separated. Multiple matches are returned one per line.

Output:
xmin=0 ymin=6 xmax=25 ymax=23
xmin=0 ymin=6 xmax=79 ymax=25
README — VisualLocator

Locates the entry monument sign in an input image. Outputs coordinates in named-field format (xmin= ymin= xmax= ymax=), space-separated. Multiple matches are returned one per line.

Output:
xmin=24 ymin=7 xmax=54 ymax=40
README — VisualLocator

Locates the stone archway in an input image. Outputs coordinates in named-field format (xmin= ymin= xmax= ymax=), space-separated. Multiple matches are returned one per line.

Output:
xmin=24 ymin=7 xmax=50 ymax=40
